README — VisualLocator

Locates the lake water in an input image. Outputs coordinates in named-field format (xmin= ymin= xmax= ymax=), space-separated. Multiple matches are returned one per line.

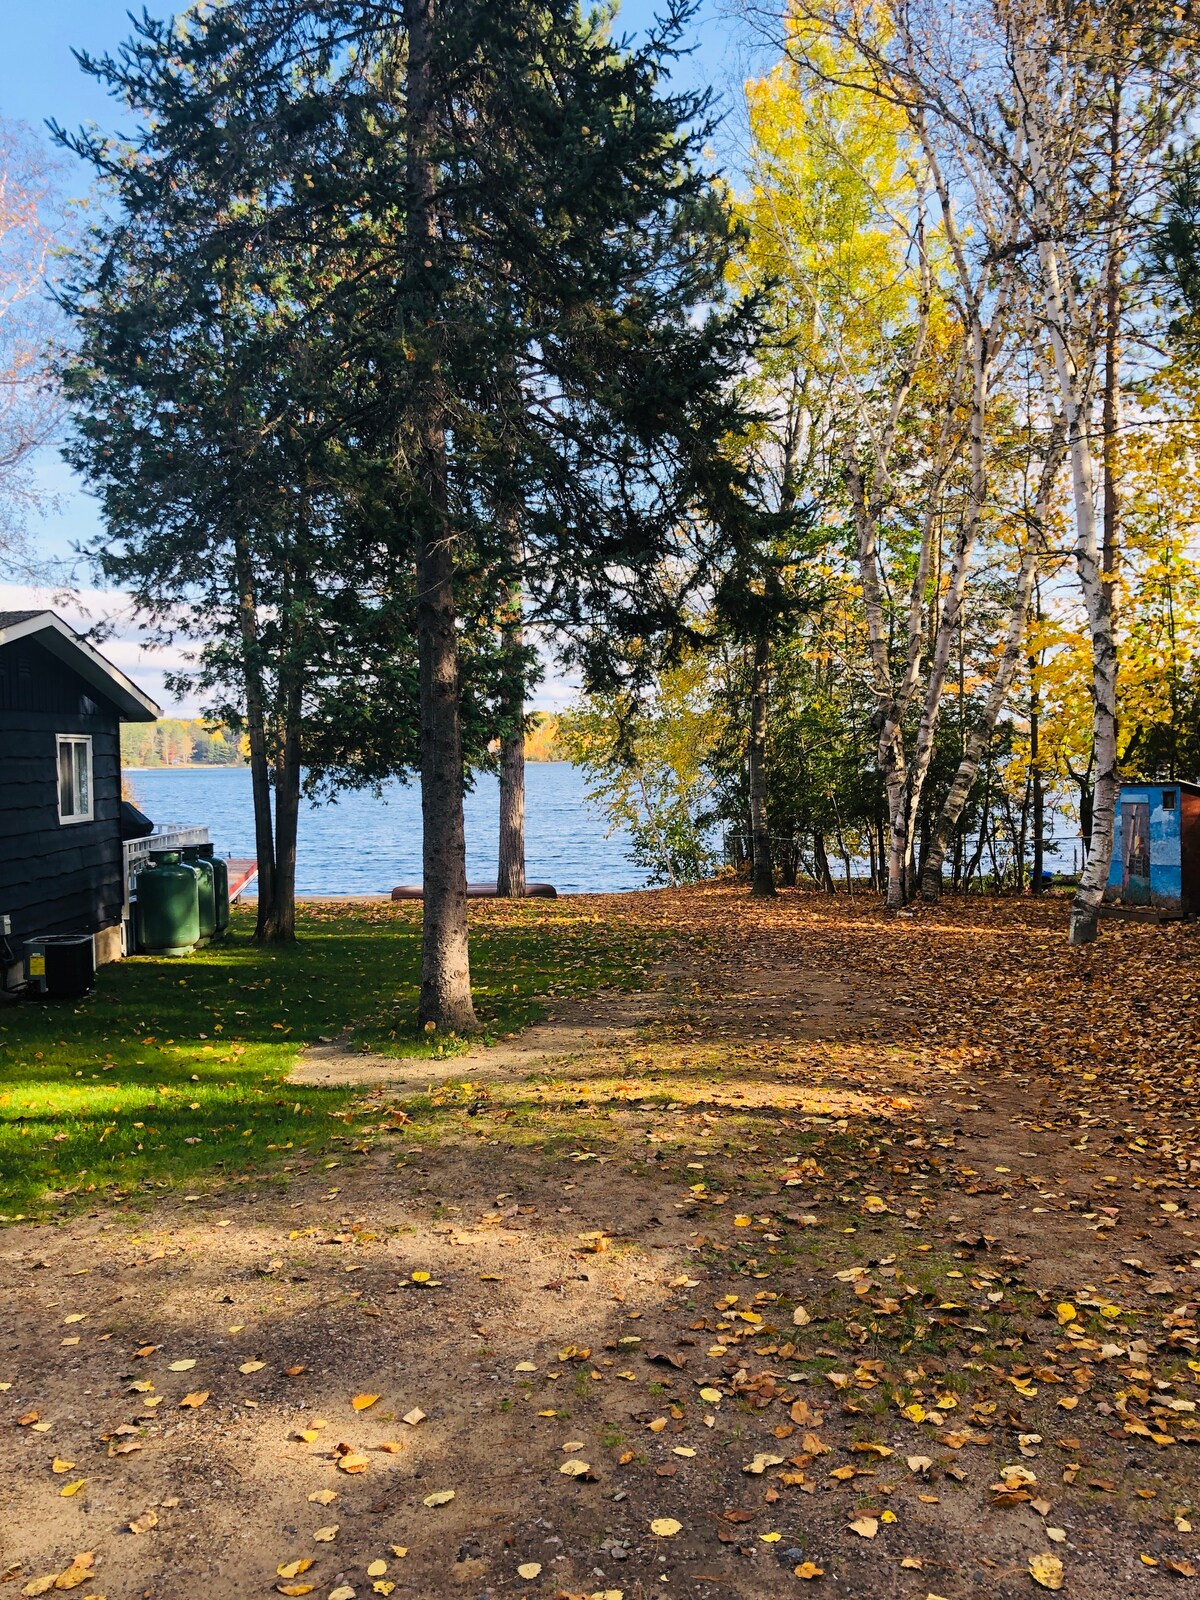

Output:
xmin=125 ymin=763 xmax=651 ymax=896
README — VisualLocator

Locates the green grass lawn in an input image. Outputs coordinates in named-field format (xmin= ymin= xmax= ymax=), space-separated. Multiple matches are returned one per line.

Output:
xmin=0 ymin=899 xmax=657 ymax=1220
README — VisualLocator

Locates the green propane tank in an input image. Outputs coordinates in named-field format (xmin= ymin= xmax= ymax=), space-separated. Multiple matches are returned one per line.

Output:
xmin=136 ymin=852 xmax=200 ymax=956
xmin=200 ymin=843 xmax=230 ymax=935
xmin=181 ymin=846 xmax=217 ymax=943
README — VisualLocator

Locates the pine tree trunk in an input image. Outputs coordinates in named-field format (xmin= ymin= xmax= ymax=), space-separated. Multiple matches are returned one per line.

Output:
xmin=407 ymin=0 xmax=476 ymax=1030
xmin=496 ymin=515 xmax=526 ymax=898
xmin=260 ymin=709 xmax=300 ymax=944
xmin=497 ymin=720 xmax=526 ymax=898
xmin=233 ymin=533 xmax=276 ymax=940
xmin=747 ymin=632 xmax=775 ymax=896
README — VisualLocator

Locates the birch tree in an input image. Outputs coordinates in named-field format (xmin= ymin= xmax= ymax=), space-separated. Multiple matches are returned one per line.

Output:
xmin=755 ymin=0 xmax=1192 ymax=932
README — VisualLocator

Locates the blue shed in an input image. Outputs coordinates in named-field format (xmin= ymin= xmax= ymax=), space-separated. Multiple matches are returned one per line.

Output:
xmin=1105 ymin=781 xmax=1200 ymax=917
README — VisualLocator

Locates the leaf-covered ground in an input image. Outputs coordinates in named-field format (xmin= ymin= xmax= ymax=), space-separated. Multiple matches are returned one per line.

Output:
xmin=1 ymin=885 xmax=1198 ymax=1600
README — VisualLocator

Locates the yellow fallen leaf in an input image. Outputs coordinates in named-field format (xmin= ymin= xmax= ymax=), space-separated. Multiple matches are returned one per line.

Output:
xmin=402 ymin=1408 xmax=425 ymax=1427
xmin=794 ymin=1562 xmax=824 ymax=1580
xmin=351 ymin=1393 xmax=380 ymax=1411
xmin=179 ymin=1391 xmax=209 ymax=1408
xmin=51 ymin=1458 xmax=75 ymax=1474
xmin=308 ymin=1489 xmax=337 ymax=1505
xmin=760 ymin=1531 xmax=781 ymax=1543
xmin=517 ymin=1563 xmax=542 ymax=1579
xmin=374 ymin=1585 xmax=395 ymax=1597
xmin=792 ymin=1307 xmax=811 ymax=1327
xmin=849 ymin=1517 xmax=878 ymax=1538
xmin=1055 ymin=1303 xmax=1077 ymax=1326
xmin=63 ymin=1314 xmax=86 ymax=1325
xmin=559 ymin=1459 xmax=590 ymax=1476
xmin=1029 ymin=1553 xmax=1064 ymax=1591
xmin=277 ymin=1560 xmax=315 ymax=1579
xmin=46 ymin=1551 xmax=95 ymax=1590
xmin=312 ymin=1525 xmax=339 ymax=1542
xmin=337 ymin=1452 xmax=370 ymax=1474
xmin=129 ymin=1509 xmax=159 ymax=1534
xmin=880 ymin=1510 xmax=897 ymax=1524
xmin=329 ymin=1588 xmax=356 ymax=1600
xmin=672 ymin=1447 xmax=696 ymax=1458
xmin=648 ymin=1417 xmax=668 ymax=1433
xmin=698 ymin=1387 xmax=722 ymax=1404
xmin=167 ymin=1359 xmax=197 ymax=1372
xmin=423 ymin=1490 xmax=455 ymax=1507
xmin=239 ymin=1361 xmax=266 ymax=1375
xmin=276 ymin=1586 xmax=315 ymax=1597
xmin=650 ymin=1518 xmax=681 ymax=1537
xmin=59 ymin=1480 xmax=86 ymax=1498
xmin=367 ymin=1560 xmax=387 ymax=1576
xmin=22 ymin=1577 xmax=58 ymax=1597
xmin=389 ymin=1546 xmax=408 ymax=1558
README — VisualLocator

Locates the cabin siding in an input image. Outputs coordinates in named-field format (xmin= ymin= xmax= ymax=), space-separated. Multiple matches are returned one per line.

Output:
xmin=1106 ymin=782 xmax=1200 ymax=915
xmin=0 ymin=635 xmax=126 ymax=942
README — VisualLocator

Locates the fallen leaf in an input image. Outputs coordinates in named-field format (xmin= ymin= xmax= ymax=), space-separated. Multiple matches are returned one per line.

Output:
xmin=51 ymin=1458 xmax=75 ymax=1474
xmin=650 ymin=1518 xmax=681 ymax=1537
xmin=422 ymin=1490 xmax=455 ymax=1507
xmin=559 ymin=1459 xmax=591 ymax=1477
xmin=338 ymin=1453 xmax=369 ymax=1474
xmin=59 ymin=1480 xmax=85 ymax=1498
xmin=792 ymin=1306 xmax=812 ymax=1327
xmin=48 ymin=1551 xmax=95 ymax=1591
xmin=178 ymin=1391 xmax=209 ymax=1409
xmin=129 ymin=1509 xmax=158 ymax=1534
xmin=1029 ymin=1553 xmax=1064 ymax=1591
xmin=239 ymin=1361 xmax=266 ymax=1375
xmin=849 ymin=1517 xmax=878 ymax=1539
xmin=351 ymin=1394 xmax=380 ymax=1412
xmin=308 ymin=1489 xmax=337 ymax=1505
xmin=277 ymin=1560 xmax=315 ymax=1579
xmin=402 ymin=1408 xmax=426 ymax=1427
xmin=794 ymin=1561 xmax=824 ymax=1579
xmin=167 ymin=1359 xmax=197 ymax=1372
xmin=313 ymin=1526 xmax=339 ymax=1542
xmin=366 ymin=1561 xmax=387 ymax=1577
xmin=517 ymin=1563 xmax=542 ymax=1579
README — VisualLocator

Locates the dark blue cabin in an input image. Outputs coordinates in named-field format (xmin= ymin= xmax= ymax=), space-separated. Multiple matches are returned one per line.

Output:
xmin=0 ymin=610 xmax=161 ymax=986
xmin=1104 ymin=780 xmax=1200 ymax=918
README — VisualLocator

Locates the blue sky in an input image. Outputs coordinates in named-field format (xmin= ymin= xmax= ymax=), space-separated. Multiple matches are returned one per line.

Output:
xmin=0 ymin=0 xmax=759 ymax=709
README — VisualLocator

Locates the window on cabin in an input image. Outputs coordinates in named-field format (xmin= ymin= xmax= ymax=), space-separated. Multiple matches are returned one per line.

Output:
xmin=1163 ymin=789 xmax=1177 ymax=810
xmin=56 ymin=735 xmax=93 ymax=823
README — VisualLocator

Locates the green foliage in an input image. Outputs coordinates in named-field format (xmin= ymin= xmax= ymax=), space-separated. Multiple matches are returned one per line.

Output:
xmin=558 ymin=652 xmax=720 ymax=886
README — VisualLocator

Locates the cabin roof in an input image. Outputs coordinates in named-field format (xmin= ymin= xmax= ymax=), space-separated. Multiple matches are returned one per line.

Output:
xmin=1120 ymin=778 xmax=1200 ymax=798
xmin=0 ymin=611 xmax=161 ymax=723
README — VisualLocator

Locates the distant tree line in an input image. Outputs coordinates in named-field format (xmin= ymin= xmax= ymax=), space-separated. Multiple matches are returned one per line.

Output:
xmin=121 ymin=719 xmax=245 ymax=769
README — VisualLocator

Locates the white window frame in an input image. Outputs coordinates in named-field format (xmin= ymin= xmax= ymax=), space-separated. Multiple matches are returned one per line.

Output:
xmin=56 ymin=734 xmax=94 ymax=824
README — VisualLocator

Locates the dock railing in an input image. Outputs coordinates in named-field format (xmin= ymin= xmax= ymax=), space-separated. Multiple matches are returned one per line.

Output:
xmin=122 ymin=824 xmax=211 ymax=925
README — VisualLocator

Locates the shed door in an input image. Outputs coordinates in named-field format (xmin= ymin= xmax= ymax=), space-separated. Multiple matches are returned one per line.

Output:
xmin=1122 ymin=801 xmax=1151 ymax=905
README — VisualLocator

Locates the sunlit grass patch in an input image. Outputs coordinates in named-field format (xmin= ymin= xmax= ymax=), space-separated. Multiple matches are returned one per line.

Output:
xmin=0 ymin=900 xmax=662 ymax=1218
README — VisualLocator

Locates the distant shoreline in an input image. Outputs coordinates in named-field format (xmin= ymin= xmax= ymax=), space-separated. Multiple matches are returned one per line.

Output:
xmin=127 ymin=758 xmax=572 ymax=772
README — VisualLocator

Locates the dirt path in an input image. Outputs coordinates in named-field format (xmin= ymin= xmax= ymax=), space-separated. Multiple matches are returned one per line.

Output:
xmin=3 ymin=886 xmax=1199 ymax=1600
